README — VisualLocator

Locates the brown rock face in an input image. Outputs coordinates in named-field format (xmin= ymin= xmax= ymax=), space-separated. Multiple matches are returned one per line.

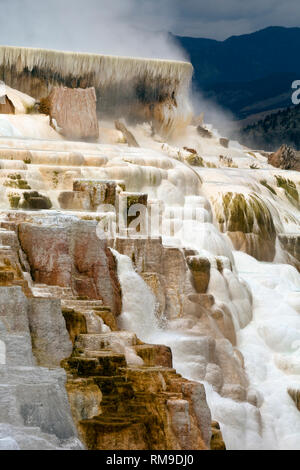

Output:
xmin=0 ymin=46 xmax=192 ymax=138
xmin=268 ymin=144 xmax=300 ymax=171
xmin=18 ymin=220 xmax=122 ymax=315
xmin=197 ymin=126 xmax=213 ymax=139
xmin=227 ymin=231 xmax=276 ymax=263
xmin=134 ymin=344 xmax=173 ymax=368
xmin=115 ymin=121 xmax=139 ymax=148
xmin=42 ymin=87 xmax=99 ymax=140
xmin=64 ymin=355 xmax=210 ymax=450
xmin=62 ymin=308 xmax=87 ymax=345
xmin=66 ymin=379 xmax=102 ymax=426
xmin=186 ymin=256 xmax=211 ymax=293
xmin=278 ymin=233 xmax=300 ymax=271
xmin=0 ymin=214 xmax=219 ymax=451
xmin=113 ymin=234 xmax=249 ymax=403
xmin=118 ymin=192 xmax=148 ymax=233
xmin=18 ymin=223 xmax=72 ymax=287
xmin=19 ymin=191 xmax=52 ymax=210
xmin=58 ymin=191 xmax=90 ymax=211
xmin=58 ymin=179 xmax=122 ymax=211
xmin=213 ymin=192 xmax=277 ymax=262
xmin=0 ymin=239 xmax=32 ymax=297
xmin=210 ymin=421 xmax=226 ymax=450
xmin=73 ymin=179 xmax=119 ymax=207
xmin=0 ymin=95 xmax=15 ymax=114
xmin=288 ymin=388 xmax=300 ymax=412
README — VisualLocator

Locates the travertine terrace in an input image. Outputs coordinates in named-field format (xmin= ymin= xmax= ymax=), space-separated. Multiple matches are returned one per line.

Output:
xmin=0 ymin=45 xmax=193 ymax=137
xmin=0 ymin=47 xmax=299 ymax=451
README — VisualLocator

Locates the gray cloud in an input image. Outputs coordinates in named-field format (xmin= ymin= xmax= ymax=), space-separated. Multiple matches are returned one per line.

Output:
xmin=171 ymin=0 xmax=300 ymax=38
xmin=0 ymin=0 xmax=186 ymax=59
xmin=0 ymin=0 xmax=299 ymax=59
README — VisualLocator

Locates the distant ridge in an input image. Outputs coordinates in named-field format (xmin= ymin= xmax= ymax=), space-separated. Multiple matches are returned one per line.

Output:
xmin=236 ymin=104 xmax=300 ymax=151
xmin=175 ymin=26 xmax=300 ymax=119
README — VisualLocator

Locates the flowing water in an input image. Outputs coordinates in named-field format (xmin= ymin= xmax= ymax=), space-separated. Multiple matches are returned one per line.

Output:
xmin=113 ymin=245 xmax=300 ymax=449
xmin=108 ymin=125 xmax=300 ymax=449
xmin=111 ymin=248 xmax=159 ymax=342
xmin=0 ymin=74 xmax=300 ymax=449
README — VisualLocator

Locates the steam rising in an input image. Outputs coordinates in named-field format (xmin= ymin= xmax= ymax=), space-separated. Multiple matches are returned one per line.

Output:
xmin=192 ymin=88 xmax=236 ymax=137
xmin=0 ymin=0 xmax=187 ymax=61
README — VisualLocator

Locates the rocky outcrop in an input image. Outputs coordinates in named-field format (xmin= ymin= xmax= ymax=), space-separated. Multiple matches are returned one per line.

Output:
xmin=62 ymin=328 xmax=211 ymax=450
xmin=18 ymin=220 xmax=122 ymax=316
xmin=278 ymin=233 xmax=300 ymax=271
xmin=18 ymin=192 xmax=52 ymax=210
xmin=112 ymin=235 xmax=250 ymax=405
xmin=28 ymin=297 xmax=73 ymax=367
xmin=197 ymin=126 xmax=213 ymax=139
xmin=59 ymin=179 xmax=124 ymax=211
xmin=268 ymin=145 xmax=300 ymax=171
xmin=133 ymin=344 xmax=172 ymax=368
xmin=210 ymin=421 xmax=226 ymax=450
xmin=3 ymin=85 xmax=36 ymax=114
xmin=118 ymin=192 xmax=148 ymax=234
xmin=0 ymin=215 xmax=214 ymax=451
xmin=219 ymin=138 xmax=229 ymax=149
xmin=0 ymin=117 xmax=283 ymax=450
xmin=114 ymin=237 xmax=187 ymax=319
xmin=0 ymin=367 xmax=81 ymax=450
xmin=0 ymin=46 xmax=192 ymax=138
xmin=73 ymin=179 xmax=121 ymax=207
xmin=41 ymin=87 xmax=99 ymax=140
xmin=186 ymin=256 xmax=211 ymax=293
xmin=0 ymin=95 xmax=15 ymax=114
xmin=212 ymin=192 xmax=277 ymax=262
xmin=184 ymin=152 xmax=204 ymax=167
xmin=0 ymin=243 xmax=82 ymax=449
xmin=288 ymin=388 xmax=300 ymax=412
xmin=115 ymin=121 xmax=139 ymax=148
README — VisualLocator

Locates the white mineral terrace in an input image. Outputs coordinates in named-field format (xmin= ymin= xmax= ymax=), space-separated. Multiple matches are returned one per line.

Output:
xmin=0 ymin=45 xmax=192 ymax=86
xmin=0 ymin=99 xmax=299 ymax=449
xmin=0 ymin=46 xmax=193 ymax=137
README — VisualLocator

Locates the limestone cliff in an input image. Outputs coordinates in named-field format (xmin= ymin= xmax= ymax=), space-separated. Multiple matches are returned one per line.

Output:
xmin=0 ymin=46 xmax=192 ymax=137
xmin=0 ymin=214 xmax=214 ymax=450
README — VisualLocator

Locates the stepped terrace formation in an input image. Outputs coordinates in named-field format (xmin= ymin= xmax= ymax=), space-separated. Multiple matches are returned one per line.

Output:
xmin=0 ymin=47 xmax=299 ymax=451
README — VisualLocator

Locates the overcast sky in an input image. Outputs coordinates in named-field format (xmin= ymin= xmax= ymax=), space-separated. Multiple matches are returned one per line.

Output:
xmin=1 ymin=0 xmax=300 ymax=58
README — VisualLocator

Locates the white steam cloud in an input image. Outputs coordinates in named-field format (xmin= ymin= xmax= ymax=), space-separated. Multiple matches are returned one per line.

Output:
xmin=0 ymin=0 xmax=187 ymax=60
xmin=0 ymin=0 xmax=237 ymax=132
xmin=192 ymin=89 xmax=236 ymax=136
